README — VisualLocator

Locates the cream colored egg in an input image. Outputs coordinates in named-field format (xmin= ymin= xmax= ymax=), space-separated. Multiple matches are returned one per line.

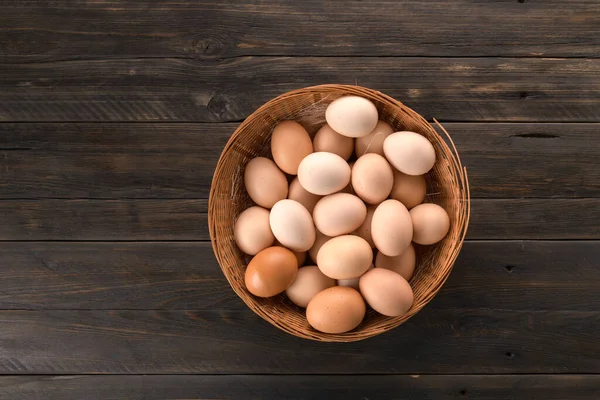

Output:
xmin=317 ymin=235 xmax=373 ymax=280
xmin=313 ymin=124 xmax=354 ymax=160
xmin=234 ymin=206 xmax=274 ymax=255
xmin=288 ymin=177 xmax=322 ymax=214
xmin=355 ymin=120 xmax=393 ymax=157
xmin=410 ymin=203 xmax=450 ymax=245
xmin=297 ymin=152 xmax=351 ymax=195
xmin=375 ymin=243 xmax=416 ymax=281
xmin=325 ymin=96 xmax=379 ymax=138
xmin=337 ymin=264 xmax=373 ymax=290
xmin=371 ymin=200 xmax=413 ymax=256
xmin=271 ymin=120 xmax=313 ymax=175
xmin=308 ymin=230 xmax=331 ymax=263
xmin=352 ymin=153 xmax=394 ymax=204
xmin=286 ymin=265 xmax=336 ymax=308
xmin=312 ymin=193 xmax=367 ymax=237
xmin=383 ymin=131 xmax=436 ymax=175
xmin=353 ymin=204 xmax=376 ymax=247
xmin=359 ymin=268 xmax=413 ymax=317
xmin=244 ymin=157 xmax=288 ymax=208
xmin=390 ymin=170 xmax=427 ymax=209
xmin=269 ymin=199 xmax=316 ymax=252
xmin=306 ymin=286 xmax=366 ymax=334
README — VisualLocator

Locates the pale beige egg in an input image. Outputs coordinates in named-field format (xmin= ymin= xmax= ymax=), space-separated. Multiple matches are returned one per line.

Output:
xmin=312 ymin=193 xmax=367 ymax=237
xmin=410 ymin=203 xmax=450 ymax=245
xmin=317 ymin=235 xmax=373 ymax=280
xmin=371 ymin=199 xmax=413 ymax=257
xmin=297 ymin=152 xmax=351 ymax=195
xmin=234 ymin=206 xmax=274 ymax=255
xmin=325 ymin=96 xmax=379 ymax=138
xmin=359 ymin=268 xmax=413 ymax=317
xmin=355 ymin=120 xmax=393 ymax=157
xmin=383 ymin=131 xmax=436 ymax=176
xmin=352 ymin=153 xmax=394 ymax=204
xmin=244 ymin=157 xmax=288 ymax=209
xmin=269 ymin=199 xmax=316 ymax=252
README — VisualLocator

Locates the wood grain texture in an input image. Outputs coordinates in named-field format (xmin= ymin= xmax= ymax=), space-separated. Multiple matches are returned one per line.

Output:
xmin=0 ymin=241 xmax=597 ymax=311
xmin=0 ymin=199 xmax=597 ymax=240
xmin=1 ymin=57 xmax=599 ymax=122
xmin=1 ymin=0 xmax=598 ymax=61
xmin=0 ymin=308 xmax=598 ymax=374
xmin=1 ymin=123 xmax=598 ymax=199
xmin=2 ymin=375 xmax=599 ymax=400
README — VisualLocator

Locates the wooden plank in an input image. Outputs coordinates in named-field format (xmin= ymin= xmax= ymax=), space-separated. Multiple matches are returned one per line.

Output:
xmin=1 ymin=57 xmax=599 ymax=122
xmin=2 ymin=375 xmax=599 ymax=400
xmin=1 ymin=0 xmax=598 ymax=61
xmin=0 ymin=199 xmax=597 ymax=240
xmin=0 ymin=241 xmax=597 ymax=311
xmin=0 ymin=308 xmax=597 ymax=373
xmin=1 ymin=123 xmax=598 ymax=199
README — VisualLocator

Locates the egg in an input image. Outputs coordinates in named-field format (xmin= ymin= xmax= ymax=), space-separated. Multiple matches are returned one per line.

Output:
xmin=271 ymin=120 xmax=313 ymax=175
xmin=354 ymin=120 xmax=394 ymax=157
xmin=245 ymin=246 xmax=298 ymax=297
xmin=313 ymin=124 xmax=354 ymax=160
xmin=390 ymin=170 xmax=427 ymax=209
xmin=337 ymin=264 xmax=373 ymax=290
xmin=312 ymin=193 xmax=367 ymax=237
xmin=308 ymin=230 xmax=332 ymax=263
xmin=351 ymin=153 xmax=394 ymax=204
xmin=383 ymin=131 xmax=436 ymax=176
xmin=375 ymin=243 xmax=416 ymax=281
xmin=371 ymin=199 xmax=413 ymax=256
xmin=353 ymin=204 xmax=376 ymax=247
xmin=269 ymin=199 xmax=316 ymax=252
xmin=274 ymin=239 xmax=307 ymax=267
xmin=325 ymin=96 xmax=379 ymax=138
xmin=244 ymin=157 xmax=288 ymax=208
xmin=359 ymin=268 xmax=413 ymax=317
xmin=297 ymin=152 xmax=351 ymax=195
xmin=410 ymin=203 xmax=450 ymax=245
xmin=288 ymin=177 xmax=322 ymax=213
xmin=306 ymin=286 xmax=366 ymax=334
xmin=286 ymin=265 xmax=336 ymax=308
xmin=317 ymin=235 xmax=372 ymax=280
xmin=234 ymin=206 xmax=274 ymax=255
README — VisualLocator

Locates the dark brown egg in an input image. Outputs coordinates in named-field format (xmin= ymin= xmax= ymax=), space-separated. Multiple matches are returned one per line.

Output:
xmin=245 ymin=247 xmax=298 ymax=297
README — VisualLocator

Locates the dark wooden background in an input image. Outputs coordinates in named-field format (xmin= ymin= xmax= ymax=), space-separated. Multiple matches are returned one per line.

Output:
xmin=0 ymin=1 xmax=599 ymax=399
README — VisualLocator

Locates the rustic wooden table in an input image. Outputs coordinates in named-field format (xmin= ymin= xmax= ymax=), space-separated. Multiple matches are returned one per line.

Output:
xmin=0 ymin=1 xmax=599 ymax=399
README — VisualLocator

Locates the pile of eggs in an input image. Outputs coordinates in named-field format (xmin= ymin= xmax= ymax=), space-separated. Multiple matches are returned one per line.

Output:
xmin=234 ymin=95 xmax=450 ymax=334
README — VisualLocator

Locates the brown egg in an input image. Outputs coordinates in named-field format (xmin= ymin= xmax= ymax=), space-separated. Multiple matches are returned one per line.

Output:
xmin=359 ymin=268 xmax=413 ymax=317
xmin=325 ymin=96 xmax=379 ymax=138
xmin=353 ymin=204 xmax=376 ymax=247
xmin=390 ymin=170 xmax=427 ymax=209
xmin=352 ymin=153 xmax=394 ymax=204
xmin=234 ymin=206 xmax=274 ymax=255
xmin=288 ymin=177 xmax=322 ymax=214
xmin=286 ymin=266 xmax=336 ymax=308
xmin=313 ymin=124 xmax=354 ymax=160
xmin=274 ymin=239 xmax=307 ymax=267
xmin=244 ymin=157 xmax=288 ymax=209
xmin=306 ymin=286 xmax=366 ymax=333
xmin=298 ymin=152 xmax=351 ymax=195
xmin=337 ymin=264 xmax=373 ymax=290
xmin=271 ymin=121 xmax=313 ymax=175
xmin=312 ymin=193 xmax=367 ymax=237
xmin=269 ymin=199 xmax=316 ymax=252
xmin=355 ymin=120 xmax=394 ymax=157
xmin=375 ymin=243 xmax=416 ymax=281
xmin=371 ymin=200 xmax=413 ymax=256
xmin=309 ymin=230 xmax=332 ymax=263
xmin=245 ymin=247 xmax=298 ymax=297
xmin=383 ymin=131 xmax=436 ymax=176
xmin=317 ymin=235 xmax=373 ymax=280
xmin=410 ymin=203 xmax=450 ymax=245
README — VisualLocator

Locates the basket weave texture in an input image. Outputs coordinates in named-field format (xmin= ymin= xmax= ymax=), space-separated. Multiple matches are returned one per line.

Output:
xmin=209 ymin=84 xmax=470 ymax=342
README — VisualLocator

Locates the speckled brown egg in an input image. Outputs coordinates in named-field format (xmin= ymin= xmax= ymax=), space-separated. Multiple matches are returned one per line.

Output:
xmin=286 ymin=265 xmax=336 ymax=308
xmin=306 ymin=286 xmax=366 ymax=333
xmin=244 ymin=157 xmax=288 ymax=209
xmin=234 ymin=206 xmax=274 ymax=255
xmin=271 ymin=120 xmax=313 ymax=175
xmin=359 ymin=268 xmax=413 ymax=317
xmin=313 ymin=124 xmax=354 ymax=160
xmin=410 ymin=203 xmax=450 ymax=245
xmin=375 ymin=243 xmax=416 ymax=281
xmin=245 ymin=246 xmax=298 ymax=297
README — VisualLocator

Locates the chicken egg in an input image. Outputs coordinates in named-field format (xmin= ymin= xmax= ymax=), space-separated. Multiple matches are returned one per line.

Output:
xmin=313 ymin=124 xmax=354 ymax=160
xmin=390 ymin=170 xmax=427 ymax=209
xmin=352 ymin=153 xmax=394 ymax=204
xmin=286 ymin=265 xmax=336 ymax=308
xmin=312 ymin=193 xmax=367 ymax=237
xmin=288 ymin=177 xmax=322 ymax=214
xmin=245 ymin=246 xmax=298 ymax=298
xmin=269 ymin=199 xmax=316 ymax=252
xmin=383 ymin=131 xmax=436 ymax=176
xmin=375 ymin=243 xmax=416 ymax=281
xmin=371 ymin=199 xmax=413 ymax=256
xmin=306 ymin=286 xmax=366 ymax=334
xmin=355 ymin=120 xmax=393 ymax=157
xmin=297 ymin=152 xmax=351 ymax=195
xmin=234 ymin=206 xmax=274 ymax=255
xmin=244 ymin=157 xmax=288 ymax=208
xmin=410 ymin=203 xmax=450 ymax=245
xmin=271 ymin=120 xmax=313 ymax=175
xmin=317 ymin=235 xmax=373 ymax=280
xmin=325 ymin=96 xmax=379 ymax=138
xmin=359 ymin=268 xmax=413 ymax=317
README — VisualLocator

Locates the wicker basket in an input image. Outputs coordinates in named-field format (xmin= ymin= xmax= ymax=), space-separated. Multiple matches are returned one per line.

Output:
xmin=209 ymin=84 xmax=470 ymax=342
